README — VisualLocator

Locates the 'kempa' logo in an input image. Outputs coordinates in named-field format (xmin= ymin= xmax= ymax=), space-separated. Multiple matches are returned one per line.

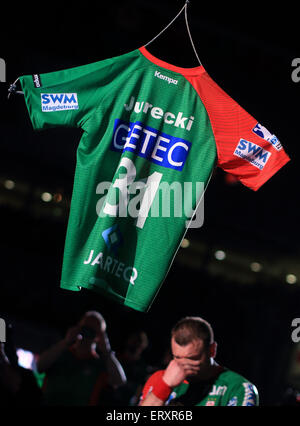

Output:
xmin=0 ymin=318 xmax=5 ymax=342
xmin=154 ymin=70 xmax=178 ymax=85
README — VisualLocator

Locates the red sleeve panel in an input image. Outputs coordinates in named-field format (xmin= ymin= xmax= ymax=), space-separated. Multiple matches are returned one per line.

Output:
xmin=184 ymin=72 xmax=290 ymax=191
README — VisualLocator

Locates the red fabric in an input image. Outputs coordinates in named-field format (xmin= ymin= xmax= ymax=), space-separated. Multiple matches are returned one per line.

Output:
xmin=183 ymin=72 xmax=290 ymax=191
xmin=140 ymin=370 xmax=166 ymax=402
xmin=139 ymin=46 xmax=205 ymax=77
xmin=139 ymin=45 xmax=290 ymax=191
xmin=140 ymin=369 xmax=190 ymax=403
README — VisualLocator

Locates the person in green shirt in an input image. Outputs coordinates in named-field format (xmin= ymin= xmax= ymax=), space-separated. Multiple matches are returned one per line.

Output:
xmin=139 ymin=316 xmax=259 ymax=406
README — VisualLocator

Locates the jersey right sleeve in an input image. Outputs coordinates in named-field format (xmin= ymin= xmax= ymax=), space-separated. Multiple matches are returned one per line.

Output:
xmin=185 ymin=72 xmax=290 ymax=191
xmin=19 ymin=55 xmax=128 ymax=131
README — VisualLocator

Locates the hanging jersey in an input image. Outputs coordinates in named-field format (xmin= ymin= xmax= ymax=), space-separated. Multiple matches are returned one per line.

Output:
xmin=19 ymin=47 xmax=290 ymax=312
xmin=140 ymin=367 xmax=259 ymax=406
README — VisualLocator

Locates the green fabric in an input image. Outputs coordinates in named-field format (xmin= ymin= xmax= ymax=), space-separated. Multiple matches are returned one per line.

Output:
xmin=20 ymin=49 xmax=216 ymax=312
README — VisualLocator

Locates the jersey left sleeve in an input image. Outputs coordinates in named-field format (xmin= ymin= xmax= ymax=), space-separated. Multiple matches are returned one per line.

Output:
xmin=19 ymin=57 xmax=119 ymax=131
xmin=226 ymin=382 xmax=259 ymax=406
xmin=190 ymin=72 xmax=291 ymax=191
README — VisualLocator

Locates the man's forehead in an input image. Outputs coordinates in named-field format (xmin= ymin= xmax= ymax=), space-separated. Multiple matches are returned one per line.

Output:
xmin=171 ymin=337 xmax=205 ymax=356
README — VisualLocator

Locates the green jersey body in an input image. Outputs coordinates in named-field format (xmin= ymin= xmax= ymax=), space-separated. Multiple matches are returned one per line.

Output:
xmin=141 ymin=367 xmax=259 ymax=406
xmin=20 ymin=47 xmax=290 ymax=312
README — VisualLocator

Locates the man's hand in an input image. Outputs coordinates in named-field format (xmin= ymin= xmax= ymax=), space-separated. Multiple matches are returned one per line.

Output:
xmin=163 ymin=358 xmax=202 ymax=387
xmin=162 ymin=359 xmax=187 ymax=387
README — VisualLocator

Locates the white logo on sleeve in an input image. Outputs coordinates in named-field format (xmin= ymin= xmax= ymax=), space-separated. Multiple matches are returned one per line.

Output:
xmin=252 ymin=123 xmax=282 ymax=151
xmin=41 ymin=93 xmax=79 ymax=111
xmin=234 ymin=139 xmax=271 ymax=170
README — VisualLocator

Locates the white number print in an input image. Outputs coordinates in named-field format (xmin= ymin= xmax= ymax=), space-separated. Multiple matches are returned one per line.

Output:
xmin=102 ymin=157 xmax=162 ymax=229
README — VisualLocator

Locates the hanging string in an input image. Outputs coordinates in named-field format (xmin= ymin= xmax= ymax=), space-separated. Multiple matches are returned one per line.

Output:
xmin=144 ymin=0 xmax=202 ymax=66
xmin=144 ymin=2 xmax=187 ymax=48
xmin=184 ymin=1 xmax=202 ymax=66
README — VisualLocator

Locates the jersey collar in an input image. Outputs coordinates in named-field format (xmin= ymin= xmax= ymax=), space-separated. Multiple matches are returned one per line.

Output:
xmin=139 ymin=46 xmax=205 ymax=76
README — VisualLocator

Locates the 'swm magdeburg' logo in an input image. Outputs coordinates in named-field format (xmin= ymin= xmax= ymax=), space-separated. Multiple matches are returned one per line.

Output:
xmin=234 ymin=139 xmax=271 ymax=170
xmin=41 ymin=93 xmax=79 ymax=112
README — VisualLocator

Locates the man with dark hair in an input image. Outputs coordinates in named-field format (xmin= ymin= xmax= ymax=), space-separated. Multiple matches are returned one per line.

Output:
xmin=171 ymin=316 xmax=214 ymax=347
xmin=139 ymin=316 xmax=258 ymax=406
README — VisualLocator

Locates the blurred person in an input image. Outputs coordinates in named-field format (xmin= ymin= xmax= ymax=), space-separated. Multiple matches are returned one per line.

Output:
xmin=113 ymin=329 xmax=154 ymax=405
xmin=0 ymin=323 xmax=42 ymax=406
xmin=280 ymin=387 xmax=300 ymax=406
xmin=139 ymin=316 xmax=259 ymax=406
xmin=36 ymin=310 xmax=126 ymax=406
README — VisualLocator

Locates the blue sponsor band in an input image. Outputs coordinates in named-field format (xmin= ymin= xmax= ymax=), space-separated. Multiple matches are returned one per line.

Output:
xmin=111 ymin=119 xmax=191 ymax=171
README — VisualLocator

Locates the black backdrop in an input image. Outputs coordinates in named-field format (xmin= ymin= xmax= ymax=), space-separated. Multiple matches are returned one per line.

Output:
xmin=0 ymin=0 xmax=299 ymax=406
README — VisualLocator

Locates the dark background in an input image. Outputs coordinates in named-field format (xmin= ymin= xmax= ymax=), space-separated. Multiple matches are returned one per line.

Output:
xmin=0 ymin=0 xmax=299 ymax=406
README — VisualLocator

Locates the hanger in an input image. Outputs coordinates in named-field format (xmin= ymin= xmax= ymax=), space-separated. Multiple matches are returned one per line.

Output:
xmin=144 ymin=0 xmax=201 ymax=66
xmin=7 ymin=77 xmax=23 ymax=100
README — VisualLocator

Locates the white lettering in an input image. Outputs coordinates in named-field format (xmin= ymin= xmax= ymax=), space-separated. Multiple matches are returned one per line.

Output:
xmin=164 ymin=111 xmax=175 ymax=125
xmin=104 ymin=256 xmax=113 ymax=272
xmin=123 ymin=96 xmax=194 ymax=131
xmin=140 ymin=128 xmax=157 ymax=154
xmin=154 ymin=70 xmax=178 ymax=85
xmin=168 ymin=141 xmax=189 ymax=167
xmin=143 ymin=102 xmax=153 ymax=113
xmin=174 ymin=112 xmax=188 ymax=129
xmin=84 ymin=252 xmax=138 ymax=286
xmin=115 ymin=262 xmax=124 ymax=278
xmin=151 ymin=106 xmax=163 ymax=119
xmin=124 ymin=124 xmax=142 ymax=150
xmin=123 ymin=266 xmax=138 ymax=285
xmin=124 ymin=96 xmax=135 ymax=111
xmin=91 ymin=252 xmax=103 ymax=266
xmin=114 ymin=124 xmax=130 ymax=149
xmin=84 ymin=250 xmax=94 ymax=264
xmin=134 ymin=101 xmax=144 ymax=114
xmin=106 ymin=410 xmax=140 ymax=423
xmin=151 ymin=136 xmax=169 ymax=162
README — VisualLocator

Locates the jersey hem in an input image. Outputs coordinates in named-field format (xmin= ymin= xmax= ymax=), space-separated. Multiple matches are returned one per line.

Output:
xmin=60 ymin=281 xmax=149 ymax=312
xmin=240 ymin=153 xmax=290 ymax=191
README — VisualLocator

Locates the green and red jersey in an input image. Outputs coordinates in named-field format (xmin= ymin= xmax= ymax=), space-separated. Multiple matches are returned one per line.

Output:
xmin=19 ymin=47 xmax=290 ymax=312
